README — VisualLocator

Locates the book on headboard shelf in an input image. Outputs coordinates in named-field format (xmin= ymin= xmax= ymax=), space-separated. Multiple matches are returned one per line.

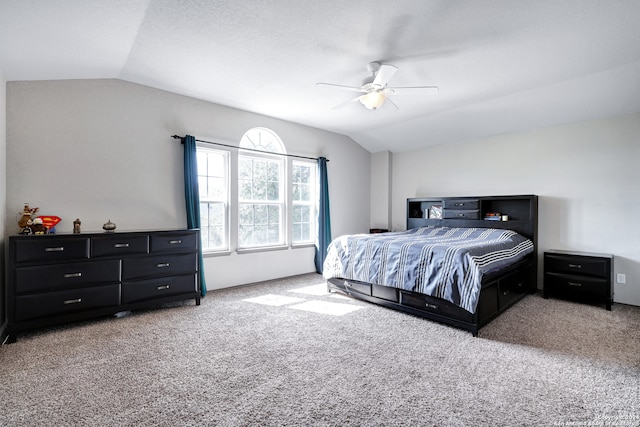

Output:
xmin=484 ymin=212 xmax=502 ymax=221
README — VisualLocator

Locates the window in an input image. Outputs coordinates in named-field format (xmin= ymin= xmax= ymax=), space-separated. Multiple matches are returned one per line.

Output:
xmin=238 ymin=128 xmax=285 ymax=248
xmin=292 ymin=161 xmax=316 ymax=244
xmin=197 ymin=146 xmax=229 ymax=251
xmin=195 ymin=128 xmax=318 ymax=252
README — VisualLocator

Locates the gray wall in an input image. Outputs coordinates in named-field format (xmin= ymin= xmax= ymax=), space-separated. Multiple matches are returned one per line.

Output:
xmin=6 ymin=79 xmax=371 ymax=290
xmin=385 ymin=113 xmax=640 ymax=306
xmin=370 ymin=150 xmax=392 ymax=231
xmin=0 ymin=68 xmax=6 ymax=331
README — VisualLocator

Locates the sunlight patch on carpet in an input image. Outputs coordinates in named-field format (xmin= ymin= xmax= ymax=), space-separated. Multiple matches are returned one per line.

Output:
xmin=288 ymin=284 xmax=330 ymax=296
xmin=287 ymin=300 xmax=364 ymax=316
xmin=242 ymin=294 xmax=305 ymax=306
xmin=329 ymin=293 xmax=351 ymax=300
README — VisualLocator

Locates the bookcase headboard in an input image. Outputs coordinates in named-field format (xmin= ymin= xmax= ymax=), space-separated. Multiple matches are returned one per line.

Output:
xmin=406 ymin=195 xmax=538 ymax=245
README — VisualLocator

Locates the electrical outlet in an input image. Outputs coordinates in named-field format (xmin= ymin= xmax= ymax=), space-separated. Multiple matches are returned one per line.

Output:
xmin=616 ymin=273 xmax=626 ymax=284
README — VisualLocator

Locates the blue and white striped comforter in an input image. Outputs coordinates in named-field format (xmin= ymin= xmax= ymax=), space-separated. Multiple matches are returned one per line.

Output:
xmin=323 ymin=227 xmax=534 ymax=313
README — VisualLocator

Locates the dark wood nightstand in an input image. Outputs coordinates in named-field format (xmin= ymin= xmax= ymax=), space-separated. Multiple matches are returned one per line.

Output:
xmin=543 ymin=250 xmax=613 ymax=310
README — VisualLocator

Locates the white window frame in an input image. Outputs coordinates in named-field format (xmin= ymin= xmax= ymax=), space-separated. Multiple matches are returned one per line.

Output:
xmin=237 ymin=150 xmax=286 ymax=249
xmin=290 ymin=159 xmax=317 ymax=246
xmin=196 ymin=144 xmax=230 ymax=253
xmin=194 ymin=128 xmax=318 ymax=254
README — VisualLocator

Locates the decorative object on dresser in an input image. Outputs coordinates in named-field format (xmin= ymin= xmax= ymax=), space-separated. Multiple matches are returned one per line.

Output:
xmin=325 ymin=195 xmax=538 ymax=336
xmin=543 ymin=250 xmax=613 ymax=310
xmin=5 ymin=229 xmax=201 ymax=343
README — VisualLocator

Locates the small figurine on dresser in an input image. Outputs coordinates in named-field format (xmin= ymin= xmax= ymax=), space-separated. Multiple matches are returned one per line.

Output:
xmin=31 ymin=218 xmax=47 ymax=234
xmin=103 ymin=219 xmax=116 ymax=232
xmin=73 ymin=218 xmax=81 ymax=234
xmin=17 ymin=203 xmax=39 ymax=234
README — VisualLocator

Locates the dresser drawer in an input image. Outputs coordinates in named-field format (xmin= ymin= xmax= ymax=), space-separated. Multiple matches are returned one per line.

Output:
xmin=122 ymin=253 xmax=197 ymax=280
xmin=122 ymin=273 xmax=197 ymax=303
xmin=545 ymin=254 xmax=607 ymax=277
xmin=14 ymin=237 xmax=90 ymax=264
xmin=442 ymin=199 xmax=479 ymax=210
xmin=15 ymin=259 xmax=121 ymax=294
xmin=443 ymin=209 xmax=480 ymax=219
xmin=545 ymin=272 xmax=607 ymax=296
xmin=498 ymin=270 xmax=528 ymax=309
xmin=14 ymin=284 xmax=121 ymax=322
xmin=151 ymin=231 xmax=198 ymax=253
xmin=91 ymin=235 xmax=149 ymax=257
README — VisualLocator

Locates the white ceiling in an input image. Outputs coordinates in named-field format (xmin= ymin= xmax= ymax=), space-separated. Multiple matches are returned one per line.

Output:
xmin=1 ymin=0 xmax=640 ymax=153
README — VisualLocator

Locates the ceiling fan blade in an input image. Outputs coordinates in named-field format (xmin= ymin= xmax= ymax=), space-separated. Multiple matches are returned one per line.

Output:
xmin=331 ymin=95 xmax=361 ymax=110
xmin=372 ymin=64 xmax=398 ymax=87
xmin=316 ymin=82 xmax=366 ymax=93
xmin=387 ymin=86 xmax=439 ymax=94
xmin=385 ymin=97 xmax=399 ymax=111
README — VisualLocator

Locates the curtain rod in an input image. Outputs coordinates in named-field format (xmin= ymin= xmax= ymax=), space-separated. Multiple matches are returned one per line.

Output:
xmin=172 ymin=135 xmax=328 ymax=162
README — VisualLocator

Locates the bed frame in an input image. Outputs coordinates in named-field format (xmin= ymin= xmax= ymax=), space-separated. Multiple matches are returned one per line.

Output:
xmin=327 ymin=195 xmax=538 ymax=336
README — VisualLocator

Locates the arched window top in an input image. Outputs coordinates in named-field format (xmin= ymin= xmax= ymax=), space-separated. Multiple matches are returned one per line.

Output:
xmin=239 ymin=127 xmax=286 ymax=154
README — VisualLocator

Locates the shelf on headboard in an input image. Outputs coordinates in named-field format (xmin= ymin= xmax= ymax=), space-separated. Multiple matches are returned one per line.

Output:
xmin=406 ymin=195 xmax=538 ymax=244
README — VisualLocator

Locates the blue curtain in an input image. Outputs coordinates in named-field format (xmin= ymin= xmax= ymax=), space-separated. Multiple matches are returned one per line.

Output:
xmin=314 ymin=157 xmax=332 ymax=274
xmin=183 ymin=135 xmax=207 ymax=296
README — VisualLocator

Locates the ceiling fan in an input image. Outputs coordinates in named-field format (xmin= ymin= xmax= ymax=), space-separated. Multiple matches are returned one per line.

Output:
xmin=316 ymin=62 xmax=438 ymax=111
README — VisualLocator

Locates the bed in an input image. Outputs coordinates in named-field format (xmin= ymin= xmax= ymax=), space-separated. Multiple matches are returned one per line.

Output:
xmin=324 ymin=195 xmax=538 ymax=336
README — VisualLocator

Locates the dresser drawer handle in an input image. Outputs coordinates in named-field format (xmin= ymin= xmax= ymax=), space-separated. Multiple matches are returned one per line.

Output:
xmin=64 ymin=298 xmax=82 ymax=305
xmin=568 ymin=282 xmax=583 ymax=287
xmin=457 ymin=213 xmax=465 ymax=217
xmin=156 ymin=262 xmax=170 ymax=268
xmin=168 ymin=240 xmax=182 ymax=244
xmin=113 ymin=243 xmax=130 ymax=248
xmin=63 ymin=272 xmax=82 ymax=278
xmin=45 ymin=247 xmax=64 ymax=252
xmin=425 ymin=303 xmax=438 ymax=310
xmin=568 ymin=264 xmax=582 ymax=269
xmin=157 ymin=285 xmax=170 ymax=290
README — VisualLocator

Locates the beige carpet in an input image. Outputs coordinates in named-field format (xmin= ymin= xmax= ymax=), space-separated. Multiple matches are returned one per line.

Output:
xmin=0 ymin=273 xmax=638 ymax=426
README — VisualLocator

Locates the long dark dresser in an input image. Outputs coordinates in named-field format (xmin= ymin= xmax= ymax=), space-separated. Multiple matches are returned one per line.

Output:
xmin=4 ymin=229 xmax=201 ymax=343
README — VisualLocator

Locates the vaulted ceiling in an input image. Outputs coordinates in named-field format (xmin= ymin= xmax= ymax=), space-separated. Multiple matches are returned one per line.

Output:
xmin=2 ymin=0 xmax=640 ymax=153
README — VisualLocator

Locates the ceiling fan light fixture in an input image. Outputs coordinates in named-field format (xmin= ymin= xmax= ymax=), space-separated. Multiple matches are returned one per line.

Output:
xmin=359 ymin=91 xmax=386 ymax=110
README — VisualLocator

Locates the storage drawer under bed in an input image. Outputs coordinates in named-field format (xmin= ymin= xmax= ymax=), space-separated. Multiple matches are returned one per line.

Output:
xmin=400 ymin=291 xmax=473 ymax=322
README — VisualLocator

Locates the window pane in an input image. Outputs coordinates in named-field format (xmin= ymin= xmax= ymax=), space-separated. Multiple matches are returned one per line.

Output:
xmin=238 ymin=203 xmax=281 ymax=247
xmin=299 ymin=166 xmax=310 ymax=183
xmin=267 ymin=180 xmax=279 ymax=201
xmin=239 ymin=158 xmax=252 ymax=180
xmin=253 ymin=178 xmax=267 ymax=200
xmin=239 ymin=204 xmax=254 ymax=224
xmin=254 ymin=160 xmax=267 ymax=180
xmin=239 ymin=179 xmax=252 ymax=200
xmin=200 ymin=201 xmax=226 ymax=250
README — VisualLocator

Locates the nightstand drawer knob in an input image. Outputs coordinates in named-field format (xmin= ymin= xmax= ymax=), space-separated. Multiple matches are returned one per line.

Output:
xmin=568 ymin=264 xmax=582 ymax=269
